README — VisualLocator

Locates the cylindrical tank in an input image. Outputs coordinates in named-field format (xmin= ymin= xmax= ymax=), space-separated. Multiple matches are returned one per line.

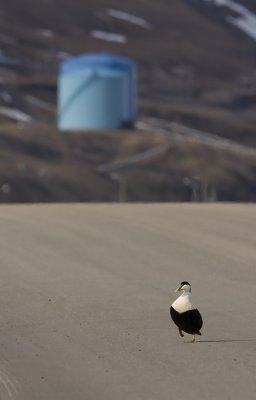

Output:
xmin=57 ymin=52 xmax=136 ymax=130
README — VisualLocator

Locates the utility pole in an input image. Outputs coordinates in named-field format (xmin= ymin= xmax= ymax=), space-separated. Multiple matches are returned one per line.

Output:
xmin=110 ymin=173 xmax=127 ymax=202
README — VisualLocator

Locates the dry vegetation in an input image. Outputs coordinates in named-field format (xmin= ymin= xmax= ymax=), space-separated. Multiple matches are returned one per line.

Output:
xmin=0 ymin=122 xmax=255 ymax=203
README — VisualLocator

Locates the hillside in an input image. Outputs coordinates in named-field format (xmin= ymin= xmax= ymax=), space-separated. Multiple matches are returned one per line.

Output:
xmin=0 ymin=0 xmax=256 ymax=202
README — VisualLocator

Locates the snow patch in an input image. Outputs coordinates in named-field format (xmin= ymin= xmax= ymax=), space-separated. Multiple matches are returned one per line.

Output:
xmin=0 ymin=107 xmax=32 ymax=122
xmin=107 ymin=9 xmax=151 ymax=29
xmin=38 ymin=29 xmax=54 ymax=38
xmin=26 ymin=95 xmax=47 ymax=107
xmin=0 ymin=92 xmax=12 ymax=103
xmin=228 ymin=14 xmax=256 ymax=41
xmin=202 ymin=0 xmax=256 ymax=41
xmin=90 ymin=30 xmax=127 ymax=43
xmin=26 ymin=95 xmax=53 ymax=110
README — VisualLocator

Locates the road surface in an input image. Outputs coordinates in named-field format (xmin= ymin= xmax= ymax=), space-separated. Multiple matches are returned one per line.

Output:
xmin=0 ymin=203 xmax=255 ymax=399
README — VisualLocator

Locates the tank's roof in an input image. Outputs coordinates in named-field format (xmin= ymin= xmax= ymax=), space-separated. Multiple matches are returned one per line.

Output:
xmin=60 ymin=52 xmax=135 ymax=74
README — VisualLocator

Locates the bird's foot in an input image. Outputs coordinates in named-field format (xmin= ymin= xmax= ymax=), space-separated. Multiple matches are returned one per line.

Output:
xmin=179 ymin=329 xmax=184 ymax=337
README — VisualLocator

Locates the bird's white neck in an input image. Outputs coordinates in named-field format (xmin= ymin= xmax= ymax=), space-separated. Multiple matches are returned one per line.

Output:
xmin=172 ymin=291 xmax=195 ymax=313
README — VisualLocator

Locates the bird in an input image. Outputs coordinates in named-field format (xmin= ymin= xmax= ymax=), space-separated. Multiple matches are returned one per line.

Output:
xmin=170 ymin=281 xmax=203 ymax=343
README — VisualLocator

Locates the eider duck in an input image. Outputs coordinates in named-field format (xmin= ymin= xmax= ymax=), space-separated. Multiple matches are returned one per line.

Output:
xmin=170 ymin=281 xmax=203 ymax=343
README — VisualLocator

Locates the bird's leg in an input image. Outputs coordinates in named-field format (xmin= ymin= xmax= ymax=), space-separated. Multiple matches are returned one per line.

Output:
xmin=179 ymin=328 xmax=184 ymax=337
xmin=191 ymin=334 xmax=196 ymax=343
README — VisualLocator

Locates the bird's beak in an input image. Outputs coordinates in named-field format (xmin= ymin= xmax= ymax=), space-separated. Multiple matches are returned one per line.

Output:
xmin=175 ymin=284 xmax=182 ymax=292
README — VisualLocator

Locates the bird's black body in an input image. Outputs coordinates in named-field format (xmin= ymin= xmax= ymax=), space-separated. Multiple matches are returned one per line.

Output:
xmin=170 ymin=306 xmax=203 ymax=335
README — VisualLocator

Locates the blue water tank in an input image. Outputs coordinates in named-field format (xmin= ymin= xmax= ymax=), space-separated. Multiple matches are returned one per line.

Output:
xmin=57 ymin=52 xmax=136 ymax=130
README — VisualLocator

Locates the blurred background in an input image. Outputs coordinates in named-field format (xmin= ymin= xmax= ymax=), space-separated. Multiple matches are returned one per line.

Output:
xmin=0 ymin=0 xmax=255 ymax=203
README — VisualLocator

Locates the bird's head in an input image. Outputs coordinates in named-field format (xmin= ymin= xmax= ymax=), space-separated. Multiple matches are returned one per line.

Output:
xmin=175 ymin=281 xmax=191 ymax=293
